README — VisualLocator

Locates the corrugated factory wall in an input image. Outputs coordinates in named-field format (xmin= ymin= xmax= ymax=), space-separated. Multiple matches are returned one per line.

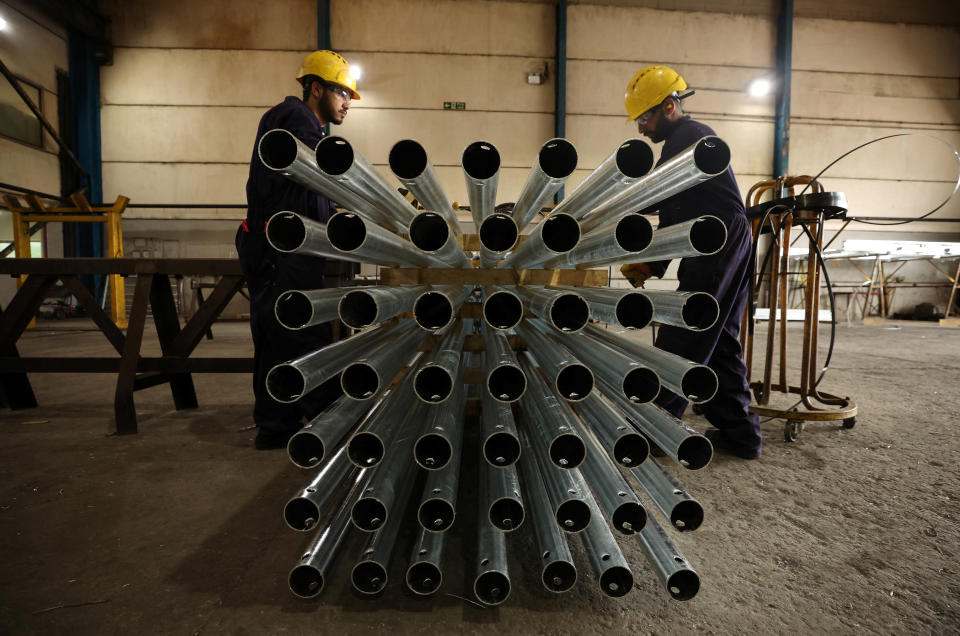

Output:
xmin=0 ymin=0 xmax=67 ymax=304
xmin=92 ymin=1 xmax=959 ymax=314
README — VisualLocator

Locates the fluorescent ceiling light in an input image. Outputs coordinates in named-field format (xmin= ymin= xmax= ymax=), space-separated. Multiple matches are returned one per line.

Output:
xmin=748 ymin=77 xmax=771 ymax=98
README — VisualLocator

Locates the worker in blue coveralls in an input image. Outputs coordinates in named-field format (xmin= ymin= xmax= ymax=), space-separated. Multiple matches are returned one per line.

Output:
xmin=620 ymin=65 xmax=762 ymax=460
xmin=238 ymin=50 xmax=360 ymax=450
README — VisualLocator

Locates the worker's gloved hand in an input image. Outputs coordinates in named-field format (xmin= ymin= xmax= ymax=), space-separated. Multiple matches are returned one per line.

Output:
xmin=620 ymin=262 xmax=654 ymax=288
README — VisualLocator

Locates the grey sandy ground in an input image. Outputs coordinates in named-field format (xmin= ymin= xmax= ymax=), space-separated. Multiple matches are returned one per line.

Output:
xmin=1 ymin=320 xmax=958 ymax=634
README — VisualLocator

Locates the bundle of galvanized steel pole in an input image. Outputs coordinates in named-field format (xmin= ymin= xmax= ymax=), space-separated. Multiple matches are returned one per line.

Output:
xmin=260 ymin=130 xmax=732 ymax=604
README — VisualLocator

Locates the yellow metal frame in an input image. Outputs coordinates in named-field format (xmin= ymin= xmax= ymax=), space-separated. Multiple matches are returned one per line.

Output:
xmin=2 ymin=192 xmax=130 ymax=328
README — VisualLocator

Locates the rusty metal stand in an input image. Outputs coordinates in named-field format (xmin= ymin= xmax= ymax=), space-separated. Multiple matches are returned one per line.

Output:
xmin=742 ymin=178 xmax=857 ymax=441
xmin=0 ymin=258 xmax=251 ymax=434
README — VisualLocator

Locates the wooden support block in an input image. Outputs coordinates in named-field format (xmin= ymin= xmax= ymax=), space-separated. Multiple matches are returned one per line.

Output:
xmin=380 ymin=267 xmax=607 ymax=287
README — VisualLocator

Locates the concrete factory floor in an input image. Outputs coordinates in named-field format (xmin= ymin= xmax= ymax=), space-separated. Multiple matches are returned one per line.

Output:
xmin=1 ymin=318 xmax=958 ymax=635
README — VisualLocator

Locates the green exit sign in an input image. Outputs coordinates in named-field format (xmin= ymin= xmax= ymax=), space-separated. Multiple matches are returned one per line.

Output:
xmin=455 ymin=102 xmax=466 ymax=110
xmin=443 ymin=101 xmax=452 ymax=109
xmin=443 ymin=101 xmax=467 ymax=110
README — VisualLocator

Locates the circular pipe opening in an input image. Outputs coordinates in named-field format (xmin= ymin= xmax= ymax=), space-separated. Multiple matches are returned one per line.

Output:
xmin=415 ymin=433 xmax=452 ymax=470
xmin=489 ymin=498 xmax=525 ymax=531
xmin=463 ymin=141 xmax=500 ymax=180
xmin=671 ymin=500 xmax=704 ymax=532
xmin=615 ymin=214 xmax=653 ymax=252
xmin=351 ymin=498 xmax=387 ymax=531
xmin=555 ymin=364 xmax=593 ymax=401
xmin=667 ymin=569 xmax=701 ymax=601
xmin=265 ymin=364 xmax=305 ymax=403
xmin=409 ymin=213 xmax=449 ymax=252
xmin=689 ymin=215 xmax=727 ymax=255
xmin=623 ymin=367 xmax=661 ymax=403
xmin=474 ymin=571 xmax=510 ymax=605
xmin=615 ymin=139 xmax=655 ymax=178
xmin=616 ymin=292 xmax=654 ymax=329
xmin=540 ymin=214 xmax=580 ymax=253
xmin=257 ymin=129 xmax=297 ymax=170
xmin=614 ymin=433 xmax=649 ymax=467
xmin=487 ymin=365 xmax=527 ymax=403
xmin=316 ymin=136 xmax=355 ymax=176
xmin=389 ymin=139 xmax=428 ymax=180
xmin=600 ymin=566 xmax=633 ymax=598
xmin=612 ymin=502 xmax=647 ymax=535
xmin=414 ymin=292 xmax=454 ymax=330
xmin=484 ymin=432 xmax=521 ymax=466
xmin=341 ymin=363 xmax=380 ymax=399
xmin=549 ymin=295 xmax=589 ymax=332
xmin=406 ymin=562 xmax=442 ymax=595
xmin=542 ymin=561 xmax=577 ymax=593
xmin=266 ymin=212 xmax=306 ymax=252
xmin=275 ymin=291 xmax=313 ymax=330
xmin=483 ymin=292 xmax=522 ymax=330
xmin=351 ymin=561 xmax=388 ymax=595
xmin=681 ymin=293 xmax=720 ymax=332
xmin=682 ymin=366 xmax=719 ymax=403
xmin=549 ymin=434 xmax=585 ymax=469
xmin=287 ymin=431 xmax=325 ymax=468
xmin=677 ymin=435 xmax=713 ymax=470
xmin=284 ymin=498 xmax=321 ymax=531
xmin=418 ymin=498 xmax=455 ymax=532
xmin=288 ymin=565 xmax=324 ymax=598
xmin=479 ymin=214 xmax=518 ymax=253
xmin=693 ymin=136 xmax=731 ymax=176
xmin=555 ymin=499 xmax=590 ymax=532
xmin=338 ymin=290 xmax=378 ymax=328
xmin=348 ymin=433 xmax=385 ymax=468
xmin=415 ymin=366 xmax=454 ymax=403
xmin=538 ymin=139 xmax=578 ymax=178
xmin=327 ymin=213 xmax=367 ymax=252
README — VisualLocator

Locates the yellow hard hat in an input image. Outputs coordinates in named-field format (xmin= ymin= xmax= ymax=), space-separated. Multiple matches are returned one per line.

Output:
xmin=296 ymin=50 xmax=361 ymax=100
xmin=624 ymin=65 xmax=686 ymax=122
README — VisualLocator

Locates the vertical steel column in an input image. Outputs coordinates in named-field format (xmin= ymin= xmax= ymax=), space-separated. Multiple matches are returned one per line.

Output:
xmin=554 ymin=0 xmax=567 ymax=203
xmin=68 ymin=31 xmax=105 ymax=300
xmin=773 ymin=0 xmax=793 ymax=178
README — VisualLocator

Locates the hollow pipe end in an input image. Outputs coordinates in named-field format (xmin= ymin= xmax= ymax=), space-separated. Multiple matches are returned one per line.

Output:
xmin=351 ymin=561 xmax=388 ymax=596
xmin=677 ymin=435 xmax=713 ymax=471
xmin=418 ymin=498 xmax=455 ymax=532
xmin=286 ymin=431 xmax=324 ymax=469
xmin=666 ymin=567 xmax=701 ymax=601
xmin=600 ymin=566 xmax=633 ymax=598
xmin=542 ymin=560 xmax=577 ymax=593
xmin=288 ymin=564 xmax=324 ymax=598
xmin=474 ymin=571 xmax=511 ymax=605
xmin=406 ymin=562 xmax=442 ymax=596
xmin=671 ymin=500 xmax=705 ymax=532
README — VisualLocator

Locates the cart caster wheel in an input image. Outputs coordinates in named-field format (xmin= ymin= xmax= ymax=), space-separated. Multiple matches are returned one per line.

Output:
xmin=784 ymin=421 xmax=803 ymax=442
xmin=842 ymin=417 xmax=856 ymax=429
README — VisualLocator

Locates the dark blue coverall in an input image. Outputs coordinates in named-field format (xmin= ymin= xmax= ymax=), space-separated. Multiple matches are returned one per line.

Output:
xmin=237 ymin=96 xmax=343 ymax=438
xmin=643 ymin=116 xmax=762 ymax=455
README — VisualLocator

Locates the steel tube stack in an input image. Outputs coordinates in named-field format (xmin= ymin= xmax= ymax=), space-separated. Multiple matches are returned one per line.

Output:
xmin=579 ymin=135 xmax=731 ymax=232
xmin=389 ymin=139 xmax=461 ymax=231
xmin=316 ymin=135 xmax=420 ymax=231
xmin=516 ymin=432 xmax=578 ymax=592
xmin=550 ymin=138 xmax=654 ymax=220
xmin=264 ymin=133 xmax=734 ymax=605
xmin=286 ymin=394 xmax=377 ymax=468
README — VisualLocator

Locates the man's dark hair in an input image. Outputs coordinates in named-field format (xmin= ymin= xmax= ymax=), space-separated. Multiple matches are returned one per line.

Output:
xmin=301 ymin=75 xmax=322 ymax=100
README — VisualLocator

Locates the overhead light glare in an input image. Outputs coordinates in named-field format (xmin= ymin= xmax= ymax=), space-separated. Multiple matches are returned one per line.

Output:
xmin=0 ymin=15 xmax=9 ymax=31
xmin=350 ymin=65 xmax=362 ymax=81
xmin=748 ymin=77 xmax=772 ymax=98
